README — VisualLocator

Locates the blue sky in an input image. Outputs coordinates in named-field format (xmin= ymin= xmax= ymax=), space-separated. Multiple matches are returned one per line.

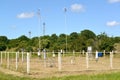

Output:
xmin=0 ymin=0 xmax=120 ymax=39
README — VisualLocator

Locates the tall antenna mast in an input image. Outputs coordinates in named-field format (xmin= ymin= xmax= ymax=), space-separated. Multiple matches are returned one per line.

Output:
xmin=64 ymin=7 xmax=67 ymax=53
xmin=29 ymin=31 xmax=31 ymax=39
xmin=43 ymin=22 xmax=45 ymax=36
xmin=37 ymin=9 xmax=41 ymax=50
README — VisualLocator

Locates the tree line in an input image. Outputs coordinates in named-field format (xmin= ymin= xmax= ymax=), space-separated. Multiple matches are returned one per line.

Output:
xmin=0 ymin=29 xmax=120 ymax=52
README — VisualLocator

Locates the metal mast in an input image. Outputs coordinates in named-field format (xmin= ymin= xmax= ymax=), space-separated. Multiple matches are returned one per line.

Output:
xmin=29 ymin=31 xmax=31 ymax=39
xmin=37 ymin=9 xmax=41 ymax=50
xmin=64 ymin=8 xmax=67 ymax=53
xmin=43 ymin=22 xmax=45 ymax=36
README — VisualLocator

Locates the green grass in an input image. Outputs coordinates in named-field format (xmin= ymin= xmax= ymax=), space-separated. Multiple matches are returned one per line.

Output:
xmin=0 ymin=71 xmax=120 ymax=80
xmin=0 ymin=72 xmax=32 ymax=80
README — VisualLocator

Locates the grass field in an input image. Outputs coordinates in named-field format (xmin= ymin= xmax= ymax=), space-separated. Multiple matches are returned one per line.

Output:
xmin=0 ymin=70 xmax=120 ymax=80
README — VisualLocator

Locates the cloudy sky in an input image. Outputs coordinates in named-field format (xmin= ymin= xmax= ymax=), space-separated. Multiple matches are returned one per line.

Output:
xmin=0 ymin=0 xmax=120 ymax=39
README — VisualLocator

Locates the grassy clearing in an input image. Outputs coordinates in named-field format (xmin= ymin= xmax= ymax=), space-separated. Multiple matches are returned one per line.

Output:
xmin=0 ymin=71 xmax=120 ymax=80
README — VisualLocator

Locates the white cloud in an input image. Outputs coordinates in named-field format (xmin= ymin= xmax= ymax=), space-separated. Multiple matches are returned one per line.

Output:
xmin=106 ymin=21 xmax=120 ymax=27
xmin=108 ymin=0 xmax=120 ymax=3
xmin=17 ymin=12 xmax=34 ymax=19
xmin=70 ymin=3 xmax=85 ymax=13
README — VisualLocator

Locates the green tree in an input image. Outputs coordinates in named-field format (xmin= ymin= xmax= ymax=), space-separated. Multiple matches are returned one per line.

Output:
xmin=97 ymin=32 xmax=114 ymax=51
xmin=41 ymin=35 xmax=50 ymax=49
xmin=0 ymin=36 xmax=8 ymax=51
xmin=49 ymin=34 xmax=58 ymax=50
xmin=80 ymin=29 xmax=96 ymax=40
xmin=57 ymin=34 xmax=66 ymax=50
xmin=69 ymin=32 xmax=79 ymax=51
xmin=80 ymin=30 xmax=96 ymax=51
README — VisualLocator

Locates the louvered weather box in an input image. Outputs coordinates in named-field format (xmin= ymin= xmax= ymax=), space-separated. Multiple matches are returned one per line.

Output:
xmin=98 ymin=52 xmax=103 ymax=57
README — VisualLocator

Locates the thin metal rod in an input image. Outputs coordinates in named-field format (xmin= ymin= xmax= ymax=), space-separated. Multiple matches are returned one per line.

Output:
xmin=64 ymin=8 xmax=67 ymax=53
xmin=37 ymin=9 xmax=41 ymax=50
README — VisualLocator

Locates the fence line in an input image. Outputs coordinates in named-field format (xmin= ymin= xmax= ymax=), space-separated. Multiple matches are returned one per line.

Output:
xmin=0 ymin=50 xmax=120 ymax=74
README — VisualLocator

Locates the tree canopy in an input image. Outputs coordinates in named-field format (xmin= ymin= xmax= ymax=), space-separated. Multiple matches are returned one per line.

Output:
xmin=0 ymin=29 xmax=119 ymax=52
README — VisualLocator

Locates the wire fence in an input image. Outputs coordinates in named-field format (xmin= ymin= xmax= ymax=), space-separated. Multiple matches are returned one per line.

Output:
xmin=0 ymin=51 xmax=120 ymax=75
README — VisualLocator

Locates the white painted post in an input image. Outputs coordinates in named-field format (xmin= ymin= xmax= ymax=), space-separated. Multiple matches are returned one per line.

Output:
xmin=95 ymin=51 xmax=98 ymax=62
xmin=1 ymin=52 xmax=2 ymax=65
xmin=18 ymin=51 xmax=19 ymax=62
xmin=5 ymin=51 xmax=7 ymax=61
xmin=71 ymin=50 xmax=75 ymax=64
xmin=27 ymin=52 xmax=30 ymax=74
xmin=22 ymin=51 xmax=24 ymax=62
xmin=43 ymin=49 xmax=46 ymax=68
xmin=104 ymin=50 xmax=105 ymax=57
xmin=110 ymin=51 xmax=113 ymax=69
xmin=86 ymin=52 xmax=89 ymax=69
xmin=43 ymin=49 xmax=46 ymax=60
xmin=16 ymin=52 xmax=18 ymax=70
xmin=73 ymin=50 xmax=75 ymax=57
xmin=61 ymin=49 xmax=63 ymax=56
xmin=7 ymin=52 xmax=10 ymax=69
xmin=52 ymin=50 xmax=55 ymax=58
xmin=58 ymin=52 xmax=62 ymax=71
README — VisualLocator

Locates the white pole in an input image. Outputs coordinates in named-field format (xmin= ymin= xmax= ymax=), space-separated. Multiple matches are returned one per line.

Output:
xmin=7 ymin=52 xmax=10 ymax=69
xmin=110 ymin=51 xmax=113 ymax=69
xmin=64 ymin=8 xmax=67 ymax=53
xmin=18 ymin=51 xmax=19 ymax=62
xmin=1 ymin=52 xmax=2 ymax=65
xmin=95 ymin=51 xmax=98 ymax=62
xmin=73 ymin=50 xmax=75 ymax=56
xmin=37 ymin=9 xmax=41 ymax=50
xmin=104 ymin=50 xmax=105 ymax=57
xmin=27 ymin=52 xmax=30 ymax=74
xmin=5 ymin=51 xmax=6 ymax=61
xmin=43 ymin=49 xmax=46 ymax=68
xmin=16 ymin=52 xmax=18 ymax=70
xmin=22 ymin=51 xmax=24 ymax=62
xmin=86 ymin=52 xmax=89 ymax=69
xmin=52 ymin=50 xmax=55 ymax=58
xmin=58 ymin=52 xmax=62 ymax=71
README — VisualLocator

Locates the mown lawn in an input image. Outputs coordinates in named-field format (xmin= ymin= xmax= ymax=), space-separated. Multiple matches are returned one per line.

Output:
xmin=0 ymin=71 xmax=120 ymax=80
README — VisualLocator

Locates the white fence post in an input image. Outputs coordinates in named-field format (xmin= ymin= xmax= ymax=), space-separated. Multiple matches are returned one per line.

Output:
xmin=73 ymin=50 xmax=75 ymax=57
xmin=110 ymin=51 xmax=113 ymax=69
xmin=22 ymin=51 xmax=24 ymax=62
xmin=104 ymin=50 xmax=105 ymax=57
xmin=7 ymin=52 xmax=10 ymax=69
xmin=5 ymin=51 xmax=7 ymax=61
xmin=43 ymin=49 xmax=46 ymax=68
xmin=86 ymin=52 xmax=89 ymax=69
xmin=1 ymin=52 xmax=2 ymax=65
xmin=58 ymin=52 xmax=62 ymax=71
xmin=27 ymin=52 xmax=30 ymax=74
xmin=16 ymin=52 xmax=18 ymax=70
xmin=95 ymin=51 xmax=98 ymax=62
xmin=52 ymin=50 xmax=55 ymax=58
